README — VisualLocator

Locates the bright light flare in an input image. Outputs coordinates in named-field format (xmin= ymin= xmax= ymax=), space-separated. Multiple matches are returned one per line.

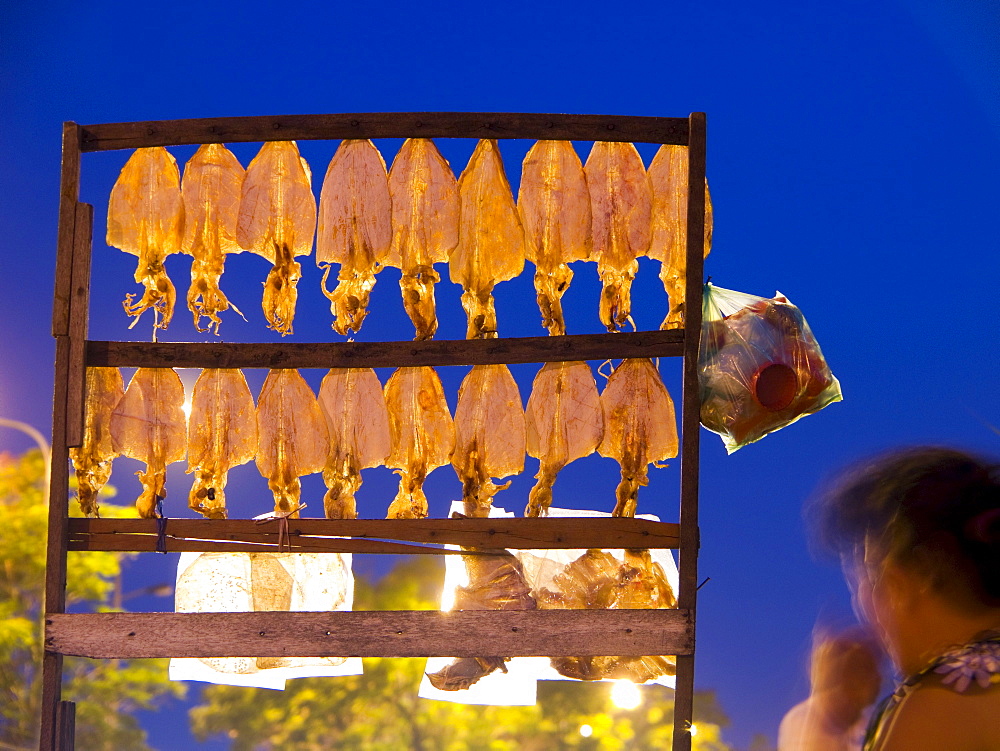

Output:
xmin=610 ymin=679 xmax=642 ymax=710
xmin=579 ymin=724 xmax=593 ymax=738
xmin=689 ymin=723 xmax=699 ymax=737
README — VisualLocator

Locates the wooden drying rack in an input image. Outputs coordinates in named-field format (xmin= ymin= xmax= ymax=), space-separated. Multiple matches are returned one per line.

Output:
xmin=42 ymin=111 xmax=707 ymax=751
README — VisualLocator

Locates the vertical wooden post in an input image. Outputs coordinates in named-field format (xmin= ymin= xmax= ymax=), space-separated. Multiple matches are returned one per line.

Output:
xmin=672 ymin=112 xmax=706 ymax=751
xmin=41 ymin=122 xmax=82 ymax=751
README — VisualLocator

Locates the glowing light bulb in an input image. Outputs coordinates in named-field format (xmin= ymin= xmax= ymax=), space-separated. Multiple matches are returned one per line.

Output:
xmin=689 ymin=723 xmax=699 ymax=737
xmin=610 ymin=679 xmax=642 ymax=710
xmin=579 ymin=724 xmax=593 ymax=738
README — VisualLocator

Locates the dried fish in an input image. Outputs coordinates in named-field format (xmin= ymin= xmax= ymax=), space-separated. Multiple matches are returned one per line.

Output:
xmin=109 ymin=368 xmax=187 ymax=518
xmin=317 ymin=368 xmax=392 ymax=519
xmin=237 ymin=141 xmax=316 ymax=335
xmin=518 ymin=140 xmax=592 ymax=335
xmin=452 ymin=365 xmax=525 ymax=518
xmin=186 ymin=369 xmax=257 ymax=519
xmin=450 ymin=140 xmax=526 ymax=339
xmin=180 ymin=143 xmax=247 ymax=334
xmin=317 ymin=139 xmax=392 ymax=335
xmin=524 ymin=361 xmax=604 ymax=517
xmin=70 ymin=367 xmax=124 ymax=517
xmin=385 ymin=138 xmax=459 ymax=340
xmin=647 ymin=144 xmax=713 ymax=330
xmin=384 ymin=367 xmax=455 ymax=519
xmin=584 ymin=142 xmax=652 ymax=332
xmin=255 ymin=370 xmax=330 ymax=516
xmin=107 ymin=147 xmax=184 ymax=331
xmin=598 ymin=359 xmax=678 ymax=517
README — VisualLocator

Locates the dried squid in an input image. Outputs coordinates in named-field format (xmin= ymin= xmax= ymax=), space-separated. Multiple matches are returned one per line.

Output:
xmin=426 ymin=546 xmax=536 ymax=691
xmin=109 ymin=368 xmax=187 ymax=518
xmin=70 ymin=367 xmax=125 ymax=517
xmin=452 ymin=365 xmax=525 ymax=518
xmin=599 ymin=359 xmax=678 ymax=517
xmin=236 ymin=141 xmax=316 ymax=336
xmin=535 ymin=548 xmax=676 ymax=682
xmin=186 ymin=369 xmax=257 ymax=519
xmin=517 ymin=140 xmax=592 ymax=336
xmin=384 ymin=367 xmax=455 ymax=519
xmin=385 ymin=138 xmax=460 ymax=340
xmin=107 ymin=147 xmax=184 ymax=331
xmin=524 ymin=361 xmax=604 ymax=517
xmin=584 ymin=142 xmax=652 ymax=332
xmin=317 ymin=368 xmax=392 ymax=519
xmin=180 ymin=143 xmax=247 ymax=334
xmin=255 ymin=369 xmax=330 ymax=516
xmin=450 ymin=140 xmax=526 ymax=339
xmin=647 ymin=144 xmax=713 ymax=330
xmin=317 ymin=139 xmax=392 ymax=335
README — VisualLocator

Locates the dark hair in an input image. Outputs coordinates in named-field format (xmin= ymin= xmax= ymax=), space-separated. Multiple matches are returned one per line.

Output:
xmin=810 ymin=447 xmax=1000 ymax=604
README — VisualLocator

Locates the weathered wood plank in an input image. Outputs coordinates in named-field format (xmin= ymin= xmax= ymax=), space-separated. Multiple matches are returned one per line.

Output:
xmin=79 ymin=113 xmax=690 ymax=152
xmin=52 ymin=123 xmax=80 ymax=337
xmin=85 ymin=330 xmax=684 ymax=369
xmin=46 ymin=609 xmax=693 ymax=659
xmin=65 ymin=202 xmax=93 ymax=448
xmin=66 ymin=517 xmax=681 ymax=552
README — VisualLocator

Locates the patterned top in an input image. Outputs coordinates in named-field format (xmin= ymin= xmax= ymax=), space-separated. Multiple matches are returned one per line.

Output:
xmin=863 ymin=632 xmax=1000 ymax=750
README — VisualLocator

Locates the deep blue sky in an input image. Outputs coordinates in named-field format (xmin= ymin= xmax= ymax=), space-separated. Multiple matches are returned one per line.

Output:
xmin=2 ymin=1 xmax=998 ymax=748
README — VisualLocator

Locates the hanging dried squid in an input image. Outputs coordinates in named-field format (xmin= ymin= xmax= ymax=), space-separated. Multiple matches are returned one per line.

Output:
xmin=584 ymin=142 xmax=652 ymax=332
xmin=317 ymin=139 xmax=392 ymax=335
xmin=517 ymin=140 xmax=592 ymax=336
xmin=384 ymin=367 xmax=455 ymax=519
xmin=317 ymin=368 xmax=392 ymax=519
xmin=598 ymin=358 xmax=678 ymax=517
xmin=450 ymin=140 xmax=526 ymax=339
xmin=237 ymin=141 xmax=317 ymax=335
xmin=255 ymin=369 xmax=330 ymax=516
xmin=452 ymin=365 xmax=525 ymax=518
xmin=109 ymin=368 xmax=187 ymax=518
xmin=524 ymin=361 xmax=604 ymax=517
xmin=70 ymin=367 xmax=125 ymax=517
xmin=647 ymin=144 xmax=713 ymax=330
xmin=180 ymin=143 xmax=247 ymax=334
xmin=107 ymin=147 xmax=184 ymax=331
xmin=385 ymin=138 xmax=460 ymax=340
xmin=186 ymin=368 xmax=258 ymax=519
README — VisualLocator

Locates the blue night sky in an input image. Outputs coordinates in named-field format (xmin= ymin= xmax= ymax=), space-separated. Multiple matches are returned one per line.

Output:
xmin=2 ymin=1 xmax=998 ymax=748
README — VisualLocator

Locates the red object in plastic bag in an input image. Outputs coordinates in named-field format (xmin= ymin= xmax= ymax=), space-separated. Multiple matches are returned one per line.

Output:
xmin=698 ymin=284 xmax=842 ymax=452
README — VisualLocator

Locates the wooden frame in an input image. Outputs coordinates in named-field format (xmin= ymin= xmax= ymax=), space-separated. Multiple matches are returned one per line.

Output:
xmin=41 ymin=111 xmax=707 ymax=751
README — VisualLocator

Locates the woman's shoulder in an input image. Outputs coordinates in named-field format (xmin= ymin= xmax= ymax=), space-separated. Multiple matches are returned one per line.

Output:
xmin=879 ymin=674 xmax=1000 ymax=750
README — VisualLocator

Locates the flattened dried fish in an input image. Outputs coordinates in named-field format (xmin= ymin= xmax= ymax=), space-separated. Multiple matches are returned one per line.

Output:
xmin=450 ymin=140 xmax=526 ymax=339
xmin=317 ymin=139 xmax=392 ymax=335
xmin=237 ymin=141 xmax=316 ymax=335
xmin=256 ymin=370 xmax=329 ymax=516
xmin=180 ymin=143 xmax=247 ymax=334
xmin=518 ymin=140 xmax=592 ymax=335
xmin=109 ymin=368 xmax=187 ymax=518
xmin=70 ymin=367 xmax=124 ymax=517
xmin=598 ymin=359 xmax=678 ymax=517
xmin=385 ymin=138 xmax=459 ymax=340
xmin=647 ymin=144 xmax=713 ymax=330
xmin=317 ymin=368 xmax=392 ymax=519
xmin=186 ymin=369 xmax=257 ymax=519
xmin=384 ymin=366 xmax=455 ymax=519
xmin=585 ymin=142 xmax=652 ymax=332
xmin=524 ymin=361 xmax=604 ymax=517
xmin=452 ymin=365 xmax=525 ymax=518
xmin=107 ymin=147 xmax=184 ymax=331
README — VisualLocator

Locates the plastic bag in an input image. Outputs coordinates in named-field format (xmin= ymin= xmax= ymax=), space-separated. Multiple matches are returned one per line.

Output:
xmin=698 ymin=283 xmax=842 ymax=453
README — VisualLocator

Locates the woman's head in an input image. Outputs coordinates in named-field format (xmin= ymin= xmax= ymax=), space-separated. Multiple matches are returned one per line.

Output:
xmin=811 ymin=447 xmax=1000 ymax=611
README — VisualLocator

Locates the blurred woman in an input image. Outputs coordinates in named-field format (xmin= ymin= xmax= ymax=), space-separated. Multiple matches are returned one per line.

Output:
xmin=810 ymin=447 xmax=1000 ymax=750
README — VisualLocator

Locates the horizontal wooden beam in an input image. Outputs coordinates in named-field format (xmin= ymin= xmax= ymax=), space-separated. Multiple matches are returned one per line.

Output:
xmin=86 ymin=330 xmax=684 ymax=369
xmin=66 ymin=517 xmax=681 ymax=553
xmin=79 ymin=112 xmax=690 ymax=152
xmin=46 ymin=609 xmax=693 ymax=659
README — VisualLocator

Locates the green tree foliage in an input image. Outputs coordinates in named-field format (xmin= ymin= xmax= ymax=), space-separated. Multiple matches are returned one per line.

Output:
xmin=0 ymin=450 xmax=184 ymax=750
xmin=190 ymin=555 xmax=733 ymax=750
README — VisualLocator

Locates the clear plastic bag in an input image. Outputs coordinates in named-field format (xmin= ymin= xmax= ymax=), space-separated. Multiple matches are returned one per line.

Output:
xmin=698 ymin=283 xmax=842 ymax=453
